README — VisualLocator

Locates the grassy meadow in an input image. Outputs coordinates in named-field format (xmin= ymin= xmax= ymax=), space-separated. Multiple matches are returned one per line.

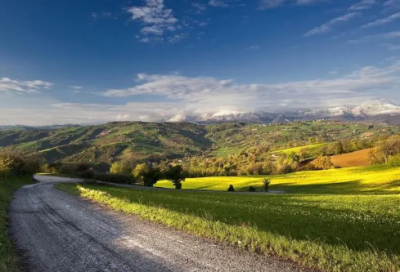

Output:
xmin=0 ymin=177 xmax=31 ymax=272
xmin=58 ymin=164 xmax=400 ymax=272
xmin=156 ymin=164 xmax=400 ymax=194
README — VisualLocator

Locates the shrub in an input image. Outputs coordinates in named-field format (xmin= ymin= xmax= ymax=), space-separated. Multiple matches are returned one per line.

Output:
xmin=94 ymin=173 xmax=135 ymax=184
xmin=0 ymin=148 xmax=41 ymax=177
xmin=227 ymin=185 xmax=235 ymax=192
xmin=389 ymin=155 xmax=400 ymax=167
xmin=249 ymin=186 xmax=256 ymax=192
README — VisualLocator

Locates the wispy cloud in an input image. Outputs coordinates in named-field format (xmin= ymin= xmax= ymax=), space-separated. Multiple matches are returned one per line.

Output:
xmin=304 ymin=12 xmax=360 ymax=37
xmin=348 ymin=31 xmax=400 ymax=43
xmin=361 ymin=11 xmax=400 ymax=28
xmin=192 ymin=2 xmax=207 ymax=13
xmin=209 ymin=0 xmax=242 ymax=8
xmin=384 ymin=0 xmax=400 ymax=9
xmin=69 ymin=86 xmax=83 ymax=90
xmin=259 ymin=0 xmax=321 ymax=9
xmin=0 ymin=78 xmax=53 ymax=94
xmin=126 ymin=0 xmax=179 ymax=43
xmin=246 ymin=45 xmax=261 ymax=50
xmin=349 ymin=0 xmax=376 ymax=11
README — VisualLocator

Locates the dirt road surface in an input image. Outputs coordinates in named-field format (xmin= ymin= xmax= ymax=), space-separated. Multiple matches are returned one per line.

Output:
xmin=9 ymin=175 xmax=306 ymax=272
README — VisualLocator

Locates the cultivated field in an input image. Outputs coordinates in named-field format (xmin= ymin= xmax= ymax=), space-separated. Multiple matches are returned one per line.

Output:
xmin=330 ymin=149 xmax=372 ymax=168
xmin=58 ymin=164 xmax=400 ymax=272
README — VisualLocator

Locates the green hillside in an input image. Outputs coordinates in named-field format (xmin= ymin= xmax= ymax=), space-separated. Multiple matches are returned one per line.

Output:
xmin=0 ymin=121 xmax=398 ymax=165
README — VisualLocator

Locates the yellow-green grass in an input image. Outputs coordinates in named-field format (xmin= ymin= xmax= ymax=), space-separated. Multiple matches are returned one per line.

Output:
xmin=57 ymin=180 xmax=400 ymax=272
xmin=0 ymin=177 xmax=32 ymax=272
xmin=274 ymin=143 xmax=328 ymax=155
xmin=157 ymin=164 xmax=400 ymax=195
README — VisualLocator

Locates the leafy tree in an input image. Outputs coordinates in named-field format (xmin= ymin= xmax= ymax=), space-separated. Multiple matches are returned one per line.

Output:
xmin=313 ymin=156 xmax=334 ymax=170
xmin=110 ymin=161 xmax=132 ymax=175
xmin=133 ymin=163 xmax=161 ymax=187
xmin=164 ymin=165 xmax=186 ymax=189
xmin=0 ymin=148 xmax=41 ymax=177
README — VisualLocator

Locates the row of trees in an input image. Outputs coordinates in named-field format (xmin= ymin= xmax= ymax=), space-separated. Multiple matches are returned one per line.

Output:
xmin=109 ymin=161 xmax=186 ymax=189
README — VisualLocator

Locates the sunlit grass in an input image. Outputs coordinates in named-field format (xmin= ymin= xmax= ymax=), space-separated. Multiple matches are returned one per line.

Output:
xmin=156 ymin=164 xmax=400 ymax=194
xmin=57 ymin=180 xmax=400 ymax=272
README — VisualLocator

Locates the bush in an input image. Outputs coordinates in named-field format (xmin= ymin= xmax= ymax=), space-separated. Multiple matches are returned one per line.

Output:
xmin=0 ymin=148 xmax=41 ymax=177
xmin=249 ymin=186 xmax=256 ymax=192
xmin=227 ymin=185 xmax=235 ymax=192
xmin=313 ymin=156 xmax=334 ymax=170
xmin=94 ymin=173 xmax=135 ymax=184
xmin=389 ymin=155 xmax=400 ymax=167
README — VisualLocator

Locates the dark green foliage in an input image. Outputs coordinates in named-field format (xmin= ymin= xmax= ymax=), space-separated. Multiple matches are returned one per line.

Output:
xmin=94 ymin=173 xmax=135 ymax=184
xmin=248 ymin=186 xmax=256 ymax=192
xmin=227 ymin=185 xmax=235 ymax=192
xmin=164 ymin=165 xmax=186 ymax=189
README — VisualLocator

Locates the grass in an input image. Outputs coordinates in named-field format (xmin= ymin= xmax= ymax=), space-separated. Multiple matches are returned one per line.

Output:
xmin=157 ymin=164 xmax=400 ymax=194
xmin=57 ymin=164 xmax=400 ymax=272
xmin=0 ymin=176 xmax=31 ymax=272
xmin=274 ymin=143 xmax=328 ymax=155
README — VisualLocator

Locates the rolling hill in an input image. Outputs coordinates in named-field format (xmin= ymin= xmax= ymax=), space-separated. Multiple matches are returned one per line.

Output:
xmin=0 ymin=120 xmax=399 ymax=165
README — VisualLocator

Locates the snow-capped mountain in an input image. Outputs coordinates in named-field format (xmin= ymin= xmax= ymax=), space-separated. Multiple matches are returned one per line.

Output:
xmin=351 ymin=100 xmax=400 ymax=117
xmin=165 ymin=100 xmax=400 ymax=124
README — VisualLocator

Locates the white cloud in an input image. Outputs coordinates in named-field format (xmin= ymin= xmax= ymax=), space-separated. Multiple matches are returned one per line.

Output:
xmin=361 ymin=11 xmax=400 ymax=28
xmin=304 ymin=12 xmax=360 ymax=36
xmin=127 ymin=0 xmax=179 ymax=42
xmin=349 ymin=0 xmax=376 ymax=11
xmin=2 ymin=62 xmax=400 ymax=125
xmin=100 ymin=61 xmax=400 ymax=113
xmin=0 ymin=77 xmax=53 ymax=94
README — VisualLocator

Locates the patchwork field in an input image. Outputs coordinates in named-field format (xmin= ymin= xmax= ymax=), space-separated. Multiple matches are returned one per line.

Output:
xmin=58 ymin=164 xmax=400 ymax=272
xmin=331 ymin=149 xmax=372 ymax=168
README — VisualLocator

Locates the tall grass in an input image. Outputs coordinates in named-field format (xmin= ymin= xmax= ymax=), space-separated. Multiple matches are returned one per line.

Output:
xmin=0 ymin=177 xmax=31 ymax=272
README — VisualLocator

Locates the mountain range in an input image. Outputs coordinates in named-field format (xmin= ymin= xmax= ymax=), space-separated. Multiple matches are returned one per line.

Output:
xmin=166 ymin=100 xmax=400 ymax=124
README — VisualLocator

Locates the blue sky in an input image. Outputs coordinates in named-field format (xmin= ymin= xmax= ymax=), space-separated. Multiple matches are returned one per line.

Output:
xmin=1 ymin=0 xmax=400 ymax=125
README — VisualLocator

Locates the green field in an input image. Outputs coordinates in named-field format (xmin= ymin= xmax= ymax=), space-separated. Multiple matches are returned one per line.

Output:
xmin=0 ymin=177 xmax=31 ymax=272
xmin=156 ymin=164 xmax=400 ymax=194
xmin=273 ymin=143 xmax=328 ymax=155
xmin=58 ymin=164 xmax=400 ymax=272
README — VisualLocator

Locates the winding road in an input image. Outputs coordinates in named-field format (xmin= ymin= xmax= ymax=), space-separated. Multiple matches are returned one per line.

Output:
xmin=9 ymin=175 xmax=305 ymax=272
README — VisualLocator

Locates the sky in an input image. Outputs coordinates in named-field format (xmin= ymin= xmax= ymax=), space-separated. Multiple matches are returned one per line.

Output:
xmin=1 ymin=0 xmax=400 ymax=125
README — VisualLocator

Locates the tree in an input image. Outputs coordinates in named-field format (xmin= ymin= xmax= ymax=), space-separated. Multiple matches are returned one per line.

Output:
xmin=133 ymin=164 xmax=161 ymax=187
xmin=110 ymin=161 xmax=132 ymax=175
xmin=0 ymin=148 xmax=41 ymax=177
xmin=313 ymin=156 xmax=334 ymax=170
xmin=164 ymin=165 xmax=186 ymax=189
xmin=263 ymin=179 xmax=271 ymax=192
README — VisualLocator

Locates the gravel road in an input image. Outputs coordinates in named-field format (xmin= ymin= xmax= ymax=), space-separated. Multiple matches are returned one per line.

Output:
xmin=9 ymin=175 xmax=306 ymax=272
